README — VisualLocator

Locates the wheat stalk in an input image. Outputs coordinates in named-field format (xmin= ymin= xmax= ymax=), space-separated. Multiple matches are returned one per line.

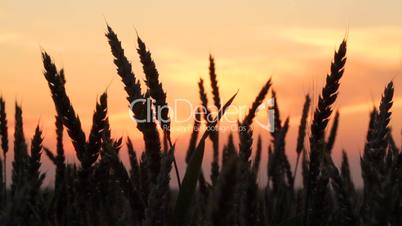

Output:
xmin=270 ymin=89 xmax=282 ymax=135
xmin=42 ymin=52 xmax=87 ymax=161
xmin=106 ymin=25 xmax=162 ymax=184
xmin=239 ymin=78 xmax=271 ymax=163
xmin=0 ymin=97 xmax=8 ymax=194
xmin=137 ymin=36 xmax=171 ymax=139
xmin=208 ymin=55 xmax=221 ymax=109
xmin=305 ymin=39 xmax=347 ymax=226
xmin=361 ymin=81 xmax=394 ymax=226
xmin=186 ymin=107 xmax=201 ymax=164
xmin=85 ymin=92 xmax=108 ymax=168
xmin=208 ymin=55 xmax=222 ymax=186
xmin=198 ymin=78 xmax=220 ymax=185
xmin=294 ymin=94 xmax=311 ymax=180
xmin=28 ymin=125 xmax=44 ymax=197
xmin=11 ymin=103 xmax=28 ymax=196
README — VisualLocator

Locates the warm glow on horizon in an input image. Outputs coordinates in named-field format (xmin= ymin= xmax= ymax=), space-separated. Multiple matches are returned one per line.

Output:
xmin=1 ymin=0 xmax=401 ymax=187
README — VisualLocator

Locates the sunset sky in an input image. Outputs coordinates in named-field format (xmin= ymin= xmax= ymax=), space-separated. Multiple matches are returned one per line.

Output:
xmin=1 ymin=0 xmax=401 ymax=187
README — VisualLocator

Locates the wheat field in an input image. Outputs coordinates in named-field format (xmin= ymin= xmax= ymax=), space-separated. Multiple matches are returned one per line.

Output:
xmin=0 ymin=25 xmax=400 ymax=226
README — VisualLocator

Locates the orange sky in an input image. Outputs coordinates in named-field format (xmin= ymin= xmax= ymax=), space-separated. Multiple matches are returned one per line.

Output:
xmin=1 ymin=0 xmax=402 ymax=187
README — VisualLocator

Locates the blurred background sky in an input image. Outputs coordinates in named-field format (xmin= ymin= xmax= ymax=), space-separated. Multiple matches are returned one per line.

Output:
xmin=1 ymin=0 xmax=401 ymax=187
